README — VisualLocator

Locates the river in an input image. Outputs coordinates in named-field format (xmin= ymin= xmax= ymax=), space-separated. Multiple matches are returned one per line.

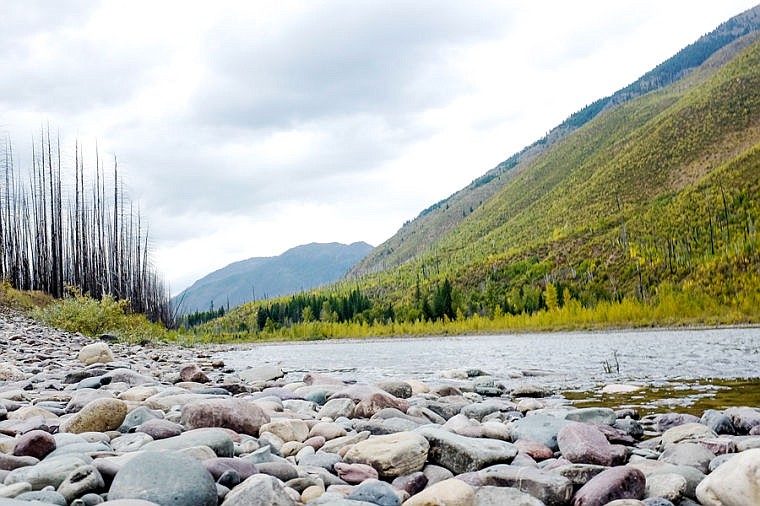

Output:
xmin=217 ymin=327 xmax=760 ymax=415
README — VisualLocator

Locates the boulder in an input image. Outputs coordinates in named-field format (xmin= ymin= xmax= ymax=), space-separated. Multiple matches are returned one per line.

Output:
xmin=108 ymin=451 xmax=217 ymax=506
xmin=180 ymin=398 xmax=270 ymax=435
xmin=557 ymin=423 xmax=627 ymax=466
xmin=78 ymin=343 xmax=114 ymax=365
xmin=344 ymin=431 xmax=429 ymax=479
xmin=696 ymin=448 xmax=760 ymax=506
xmin=416 ymin=427 xmax=518 ymax=474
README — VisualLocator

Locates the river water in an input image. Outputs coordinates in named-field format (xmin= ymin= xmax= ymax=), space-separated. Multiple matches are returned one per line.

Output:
xmin=218 ymin=327 xmax=760 ymax=414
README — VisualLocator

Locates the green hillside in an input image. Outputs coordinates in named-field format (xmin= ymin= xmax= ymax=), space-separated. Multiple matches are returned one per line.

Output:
xmin=202 ymin=14 xmax=760 ymax=340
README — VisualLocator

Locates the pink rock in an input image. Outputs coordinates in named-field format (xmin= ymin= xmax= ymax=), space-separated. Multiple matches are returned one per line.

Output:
xmin=514 ymin=439 xmax=555 ymax=461
xmin=179 ymin=363 xmax=210 ymax=383
xmin=334 ymin=462 xmax=379 ymax=484
xmin=12 ymin=429 xmax=56 ymax=460
xmin=573 ymin=466 xmax=645 ymax=506
xmin=135 ymin=419 xmax=183 ymax=440
xmin=558 ymin=423 xmax=627 ymax=466
xmin=180 ymin=398 xmax=270 ymax=436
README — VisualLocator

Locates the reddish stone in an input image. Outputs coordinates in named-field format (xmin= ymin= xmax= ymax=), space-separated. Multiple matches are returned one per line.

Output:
xmin=12 ymin=429 xmax=56 ymax=460
xmin=572 ymin=466 xmax=645 ymax=506
xmin=514 ymin=439 xmax=555 ymax=460
xmin=179 ymin=363 xmax=209 ymax=383
xmin=558 ymin=423 xmax=627 ymax=466
xmin=180 ymin=398 xmax=270 ymax=436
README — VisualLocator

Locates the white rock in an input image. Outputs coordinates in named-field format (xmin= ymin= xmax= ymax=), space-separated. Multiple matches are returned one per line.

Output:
xmin=77 ymin=342 xmax=114 ymax=365
xmin=696 ymin=448 xmax=760 ymax=506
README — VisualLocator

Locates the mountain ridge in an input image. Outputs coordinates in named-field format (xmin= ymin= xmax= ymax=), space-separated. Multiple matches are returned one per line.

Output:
xmin=172 ymin=241 xmax=373 ymax=315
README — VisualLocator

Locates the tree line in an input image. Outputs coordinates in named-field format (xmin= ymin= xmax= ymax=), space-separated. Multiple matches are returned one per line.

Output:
xmin=0 ymin=131 xmax=172 ymax=325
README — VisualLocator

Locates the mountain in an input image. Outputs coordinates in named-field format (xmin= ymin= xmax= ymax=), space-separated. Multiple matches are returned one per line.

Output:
xmin=350 ymin=5 xmax=760 ymax=277
xmin=207 ymin=6 xmax=760 ymax=334
xmin=172 ymin=242 xmax=373 ymax=315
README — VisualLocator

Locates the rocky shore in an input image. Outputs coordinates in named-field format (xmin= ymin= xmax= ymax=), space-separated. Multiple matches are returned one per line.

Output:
xmin=1 ymin=310 xmax=759 ymax=506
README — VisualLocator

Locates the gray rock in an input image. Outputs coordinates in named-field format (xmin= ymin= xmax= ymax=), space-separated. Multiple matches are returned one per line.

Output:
xmin=57 ymin=465 xmax=105 ymax=502
xmin=141 ymin=428 xmax=234 ymax=457
xmin=108 ymin=451 xmax=217 ymax=506
xmin=239 ymin=365 xmax=284 ymax=384
xmin=347 ymin=479 xmax=401 ymax=506
xmin=317 ymin=398 xmax=356 ymax=420
xmin=700 ymin=410 xmax=735 ymax=435
xmin=110 ymin=433 xmax=154 ymax=453
xmin=724 ymin=406 xmax=760 ymax=434
xmin=391 ymin=472 xmax=427 ymax=496
xmin=4 ymin=454 xmax=92 ymax=490
xmin=415 ymin=427 xmax=517 ymax=474
xmin=658 ymin=442 xmax=715 ymax=474
xmin=474 ymin=486 xmax=546 ymax=506
xmin=644 ymin=472 xmax=686 ymax=502
xmin=508 ymin=414 xmax=572 ymax=451
xmin=117 ymin=406 xmax=162 ymax=433
xmin=565 ymin=408 xmax=616 ymax=426
xmin=14 ymin=490 xmax=67 ymax=505
xmin=550 ymin=463 xmax=607 ymax=486
xmin=478 ymin=465 xmax=573 ymax=506
xmin=220 ymin=474 xmax=295 ymax=506
xmin=614 ymin=418 xmax=644 ymax=439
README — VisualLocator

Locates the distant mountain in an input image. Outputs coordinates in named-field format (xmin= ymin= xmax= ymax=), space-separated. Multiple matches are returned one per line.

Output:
xmin=172 ymin=242 xmax=373 ymax=315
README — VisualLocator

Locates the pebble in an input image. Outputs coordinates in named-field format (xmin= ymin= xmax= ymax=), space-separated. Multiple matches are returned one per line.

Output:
xmin=0 ymin=309 xmax=759 ymax=506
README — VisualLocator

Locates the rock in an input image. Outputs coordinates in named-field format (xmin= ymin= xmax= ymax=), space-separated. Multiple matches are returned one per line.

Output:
xmin=377 ymin=381 xmax=413 ymax=399
xmin=348 ymin=479 xmax=402 ymax=506
xmin=12 ymin=429 xmax=56 ymax=460
xmin=479 ymin=465 xmax=573 ymax=506
xmin=258 ymin=419 xmax=309 ymax=443
xmin=508 ymin=415 xmax=572 ymax=451
xmin=180 ymin=398 xmax=270 ymax=435
xmin=59 ymin=398 xmax=128 ymax=434
xmin=565 ymin=408 xmax=617 ymax=426
xmin=0 ymin=453 xmax=39 ymax=471
xmin=695 ymin=448 xmax=760 ymax=506
xmin=203 ymin=457 xmax=258 ymax=482
xmin=317 ymin=398 xmax=356 ymax=420
xmin=512 ymin=384 xmax=552 ymax=398
xmin=334 ymin=462 xmax=379 ymax=483
xmin=658 ymin=442 xmax=715 ymax=474
xmin=141 ymin=428 xmax=234 ymax=457
xmin=57 ymin=465 xmax=105 ymax=502
xmin=601 ymin=384 xmax=643 ymax=394
xmin=4 ymin=453 xmax=92 ymax=490
xmin=239 ymin=365 xmax=284 ymax=384
xmin=551 ymin=463 xmax=607 ymax=487
xmin=14 ymin=490 xmax=67 ymax=505
xmin=78 ymin=343 xmax=114 ymax=365
xmin=654 ymin=414 xmax=700 ymax=433
xmin=557 ymin=423 xmax=627 ymax=466
xmin=660 ymin=423 xmax=717 ymax=446
xmin=117 ymin=406 xmax=162 ymax=432
xmin=0 ymin=364 xmax=26 ymax=381
xmin=110 ymin=433 xmax=153 ymax=453
xmin=179 ymin=363 xmax=209 ymax=383
xmin=643 ymin=473 xmax=686 ymax=502
xmin=402 ymin=478 xmax=475 ymax=506
xmin=474 ymin=486 xmax=546 ymax=506
xmin=724 ymin=407 xmax=760 ymax=434
xmin=614 ymin=418 xmax=644 ymax=439
xmin=415 ymin=427 xmax=517 ymax=474
xmin=735 ymin=435 xmax=760 ymax=451
xmin=344 ymin=432 xmax=429 ymax=479
xmin=108 ymin=451 xmax=217 ymax=506
xmin=700 ymin=410 xmax=735 ymax=435
xmin=572 ymin=466 xmax=646 ymax=506
xmin=392 ymin=472 xmax=428 ymax=496
xmin=309 ymin=421 xmax=347 ymax=440
xmin=220 ymin=474 xmax=295 ymax=506
xmin=514 ymin=439 xmax=554 ymax=461
xmin=134 ymin=419 xmax=183 ymax=440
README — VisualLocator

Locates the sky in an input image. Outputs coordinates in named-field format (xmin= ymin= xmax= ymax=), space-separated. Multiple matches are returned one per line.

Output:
xmin=1 ymin=1 xmax=757 ymax=293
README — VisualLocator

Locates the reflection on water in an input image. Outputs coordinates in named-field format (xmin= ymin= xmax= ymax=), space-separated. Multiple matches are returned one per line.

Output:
xmin=218 ymin=327 xmax=760 ymax=411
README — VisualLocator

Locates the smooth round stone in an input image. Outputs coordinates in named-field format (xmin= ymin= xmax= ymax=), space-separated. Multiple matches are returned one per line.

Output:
xmin=110 ymin=433 xmax=154 ymax=453
xmin=179 ymin=363 xmax=209 ymax=383
xmin=14 ymin=490 xmax=67 ymax=505
xmin=309 ymin=421 xmax=347 ymax=441
xmin=301 ymin=485 xmax=324 ymax=503
xmin=78 ymin=343 xmax=114 ymax=366
xmin=644 ymin=473 xmax=687 ymax=502
xmin=180 ymin=398 xmax=270 ymax=436
xmin=474 ymin=486 xmax=545 ymax=506
xmin=117 ymin=406 xmax=162 ymax=433
xmin=134 ymin=419 xmax=182 ymax=440
xmin=696 ymin=448 xmax=760 ymax=505
xmin=391 ymin=472 xmax=428 ymax=496
xmin=333 ymin=462 xmax=379 ymax=484
xmin=141 ymin=428 xmax=234 ymax=457
xmin=259 ymin=419 xmax=310 ymax=443
xmin=71 ymin=493 xmax=105 ymax=505
xmin=13 ymin=429 xmax=56 ymax=460
xmin=661 ymin=423 xmax=717 ymax=446
xmin=219 ymin=474 xmax=294 ymax=506
xmin=658 ymin=443 xmax=715 ymax=474
xmin=403 ymin=478 xmax=474 ymax=506
xmin=76 ymin=376 xmax=111 ymax=390
xmin=565 ymin=407 xmax=617 ymax=425
xmin=298 ymin=450 xmax=342 ymax=472
xmin=347 ymin=479 xmax=401 ymax=506
xmin=700 ymin=410 xmax=736 ymax=435
xmin=5 ymin=454 xmax=92 ymax=490
xmin=60 ymin=398 xmax=128 ymax=434
xmin=108 ymin=452 xmax=216 ymax=506
xmin=57 ymin=464 xmax=105 ymax=502
xmin=317 ymin=398 xmax=356 ymax=420
xmin=573 ymin=466 xmax=646 ymax=506
xmin=203 ymin=457 xmax=258 ymax=482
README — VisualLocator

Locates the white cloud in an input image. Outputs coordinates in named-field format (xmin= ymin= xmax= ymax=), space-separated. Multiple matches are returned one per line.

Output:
xmin=1 ymin=0 xmax=757 ymax=292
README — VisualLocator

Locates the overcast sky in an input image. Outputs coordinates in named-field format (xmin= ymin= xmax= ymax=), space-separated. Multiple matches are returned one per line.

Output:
xmin=2 ymin=1 xmax=757 ymax=293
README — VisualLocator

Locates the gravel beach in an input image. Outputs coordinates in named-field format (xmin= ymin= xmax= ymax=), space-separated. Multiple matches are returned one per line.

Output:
xmin=1 ymin=309 xmax=758 ymax=506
